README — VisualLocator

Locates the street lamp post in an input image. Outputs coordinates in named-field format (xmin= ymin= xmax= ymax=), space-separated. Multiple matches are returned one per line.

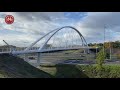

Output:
xmin=109 ymin=31 xmax=112 ymax=60
xmin=95 ymin=43 xmax=98 ymax=56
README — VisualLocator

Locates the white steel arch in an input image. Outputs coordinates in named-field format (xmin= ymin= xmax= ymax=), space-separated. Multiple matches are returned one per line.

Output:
xmin=25 ymin=26 xmax=88 ymax=52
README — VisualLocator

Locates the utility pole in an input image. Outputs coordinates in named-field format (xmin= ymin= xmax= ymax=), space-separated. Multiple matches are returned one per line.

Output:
xmin=95 ymin=42 xmax=97 ymax=56
xmin=109 ymin=28 xmax=112 ymax=60
xmin=105 ymin=25 xmax=112 ymax=60
xmin=104 ymin=25 xmax=105 ymax=59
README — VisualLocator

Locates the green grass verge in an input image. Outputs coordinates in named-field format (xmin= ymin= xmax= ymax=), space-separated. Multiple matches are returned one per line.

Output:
xmin=0 ymin=55 xmax=53 ymax=78
xmin=39 ymin=64 xmax=120 ymax=78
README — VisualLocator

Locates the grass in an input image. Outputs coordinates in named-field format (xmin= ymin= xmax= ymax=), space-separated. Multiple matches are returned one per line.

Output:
xmin=76 ymin=64 xmax=120 ymax=78
xmin=39 ymin=64 xmax=89 ymax=78
xmin=0 ymin=54 xmax=53 ymax=78
xmin=39 ymin=64 xmax=120 ymax=78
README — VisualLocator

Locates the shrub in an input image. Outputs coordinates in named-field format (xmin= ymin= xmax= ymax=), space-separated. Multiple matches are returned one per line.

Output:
xmin=96 ymin=48 xmax=106 ymax=70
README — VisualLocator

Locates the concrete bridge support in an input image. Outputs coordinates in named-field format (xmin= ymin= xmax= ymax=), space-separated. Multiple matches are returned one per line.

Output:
xmin=24 ymin=54 xmax=27 ymax=61
xmin=37 ymin=52 xmax=41 ymax=66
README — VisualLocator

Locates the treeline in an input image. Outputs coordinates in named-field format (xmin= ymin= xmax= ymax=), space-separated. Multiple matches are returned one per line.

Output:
xmin=88 ymin=40 xmax=120 ymax=48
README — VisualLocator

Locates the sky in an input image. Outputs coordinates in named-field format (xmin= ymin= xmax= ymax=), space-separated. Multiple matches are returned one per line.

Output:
xmin=0 ymin=12 xmax=120 ymax=47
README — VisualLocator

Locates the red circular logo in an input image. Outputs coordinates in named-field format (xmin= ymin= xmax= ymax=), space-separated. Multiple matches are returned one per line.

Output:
xmin=5 ymin=15 xmax=14 ymax=24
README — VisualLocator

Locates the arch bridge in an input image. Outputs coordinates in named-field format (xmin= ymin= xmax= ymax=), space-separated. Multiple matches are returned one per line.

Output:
xmin=0 ymin=26 xmax=95 ymax=66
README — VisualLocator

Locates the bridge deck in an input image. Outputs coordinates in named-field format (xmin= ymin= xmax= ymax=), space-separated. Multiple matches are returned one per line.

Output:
xmin=0 ymin=47 xmax=97 ymax=55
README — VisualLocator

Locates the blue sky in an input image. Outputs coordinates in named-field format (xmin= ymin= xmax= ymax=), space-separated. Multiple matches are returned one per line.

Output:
xmin=64 ymin=12 xmax=87 ymax=21
xmin=0 ymin=12 xmax=120 ymax=47
xmin=51 ymin=12 xmax=87 ymax=26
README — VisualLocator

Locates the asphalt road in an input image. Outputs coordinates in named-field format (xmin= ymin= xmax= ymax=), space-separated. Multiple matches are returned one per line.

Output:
xmin=26 ymin=59 xmax=120 ymax=67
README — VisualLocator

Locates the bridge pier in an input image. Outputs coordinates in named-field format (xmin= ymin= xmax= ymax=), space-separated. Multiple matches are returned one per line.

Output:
xmin=24 ymin=54 xmax=27 ymax=61
xmin=87 ymin=49 xmax=90 ymax=54
xmin=84 ymin=49 xmax=86 ymax=54
xmin=37 ymin=52 xmax=41 ymax=66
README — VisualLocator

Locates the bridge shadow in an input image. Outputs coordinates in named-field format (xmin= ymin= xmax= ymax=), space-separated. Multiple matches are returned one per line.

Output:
xmin=54 ymin=64 xmax=89 ymax=78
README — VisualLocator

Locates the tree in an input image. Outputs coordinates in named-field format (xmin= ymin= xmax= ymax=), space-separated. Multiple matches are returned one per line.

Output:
xmin=96 ymin=48 xmax=106 ymax=69
xmin=113 ymin=41 xmax=120 ymax=48
xmin=104 ymin=42 xmax=110 ymax=49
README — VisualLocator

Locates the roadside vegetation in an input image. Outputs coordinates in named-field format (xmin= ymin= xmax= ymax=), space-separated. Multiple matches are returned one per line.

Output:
xmin=40 ymin=64 xmax=120 ymax=78
xmin=1 ymin=54 xmax=120 ymax=78
xmin=0 ymin=54 xmax=52 ymax=78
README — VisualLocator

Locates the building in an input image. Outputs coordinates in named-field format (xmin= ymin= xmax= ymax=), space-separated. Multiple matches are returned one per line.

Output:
xmin=0 ymin=45 xmax=16 ymax=52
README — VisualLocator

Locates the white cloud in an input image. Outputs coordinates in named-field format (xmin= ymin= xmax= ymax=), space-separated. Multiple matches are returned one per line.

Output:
xmin=0 ymin=12 xmax=65 ymax=47
xmin=1 ymin=12 xmax=120 ymax=47
xmin=75 ymin=12 xmax=120 ymax=43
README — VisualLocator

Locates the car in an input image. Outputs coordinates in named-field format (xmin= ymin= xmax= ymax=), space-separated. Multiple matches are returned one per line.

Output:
xmin=28 ymin=57 xmax=35 ymax=59
xmin=80 ymin=55 xmax=85 ymax=57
